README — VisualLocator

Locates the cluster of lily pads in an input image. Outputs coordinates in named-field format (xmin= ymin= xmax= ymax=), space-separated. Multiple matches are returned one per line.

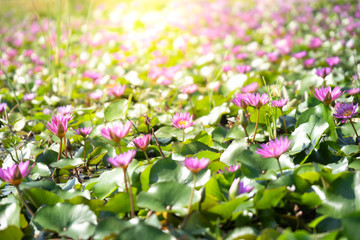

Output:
xmin=1 ymin=0 xmax=360 ymax=239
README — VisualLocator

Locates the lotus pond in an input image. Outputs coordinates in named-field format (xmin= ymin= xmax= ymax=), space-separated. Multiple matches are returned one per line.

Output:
xmin=1 ymin=0 xmax=360 ymax=239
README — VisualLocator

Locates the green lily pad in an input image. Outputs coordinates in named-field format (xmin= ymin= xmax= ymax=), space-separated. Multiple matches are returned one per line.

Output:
xmin=32 ymin=202 xmax=97 ymax=239
xmin=50 ymin=158 xmax=84 ymax=170
xmin=137 ymin=181 xmax=199 ymax=215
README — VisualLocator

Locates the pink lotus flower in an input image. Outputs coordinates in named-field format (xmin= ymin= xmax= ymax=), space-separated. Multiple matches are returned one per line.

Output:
xmin=223 ymin=65 xmax=232 ymax=72
xmin=304 ymin=58 xmax=315 ymax=68
xmin=35 ymin=79 xmax=43 ymax=86
xmin=241 ymin=82 xmax=258 ymax=93
xmin=326 ymin=56 xmax=340 ymax=67
xmin=74 ymin=127 xmax=93 ymax=138
xmin=292 ymin=51 xmax=307 ymax=59
xmin=309 ymin=37 xmax=322 ymax=49
xmin=132 ymin=134 xmax=151 ymax=151
xmin=0 ymin=161 xmax=35 ymax=186
xmin=271 ymin=98 xmax=289 ymax=109
xmin=0 ymin=103 xmax=7 ymax=113
xmin=235 ymin=53 xmax=248 ymax=60
xmin=89 ymin=90 xmax=103 ymax=100
xmin=347 ymin=88 xmax=360 ymax=95
xmin=217 ymin=165 xmax=239 ymax=173
xmin=232 ymin=93 xmax=249 ymax=109
xmin=313 ymin=86 xmax=343 ymax=105
xmin=57 ymin=105 xmax=75 ymax=115
xmin=333 ymin=102 xmax=358 ymax=123
xmin=109 ymin=85 xmax=126 ymax=98
xmin=46 ymin=114 xmax=73 ymax=138
xmin=245 ymin=93 xmax=269 ymax=109
xmin=256 ymin=136 xmax=292 ymax=159
xmin=83 ymin=70 xmax=102 ymax=82
xmin=23 ymin=93 xmax=35 ymax=101
xmin=101 ymin=121 xmax=132 ymax=142
xmin=181 ymin=84 xmax=198 ymax=94
xmin=171 ymin=112 xmax=194 ymax=129
xmin=235 ymin=65 xmax=251 ymax=74
xmin=315 ymin=67 xmax=332 ymax=78
xmin=107 ymin=149 xmax=136 ymax=170
xmin=267 ymin=52 xmax=278 ymax=62
xmin=184 ymin=157 xmax=210 ymax=174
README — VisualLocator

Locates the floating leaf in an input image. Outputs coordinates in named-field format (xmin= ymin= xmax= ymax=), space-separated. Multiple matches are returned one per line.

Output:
xmin=137 ymin=181 xmax=199 ymax=215
xmin=104 ymin=99 xmax=128 ymax=122
xmin=32 ymin=203 xmax=97 ymax=239
xmin=50 ymin=158 xmax=84 ymax=170
xmin=0 ymin=203 xmax=20 ymax=230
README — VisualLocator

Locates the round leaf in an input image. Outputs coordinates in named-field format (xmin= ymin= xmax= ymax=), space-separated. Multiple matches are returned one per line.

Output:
xmin=32 ymin=203 xmax=97 ymax=239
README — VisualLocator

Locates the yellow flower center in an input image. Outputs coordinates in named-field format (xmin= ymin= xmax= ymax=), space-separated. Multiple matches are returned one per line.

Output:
xmin=343 ymin=110 xmax=353 ymax=117
xmin=178 ymin=120 xmax=189 ymax=127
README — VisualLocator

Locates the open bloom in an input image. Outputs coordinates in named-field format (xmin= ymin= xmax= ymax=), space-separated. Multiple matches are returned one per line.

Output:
xmin=217 ymin=165 xmax=239 ymax=174
xmin=326 ymin=56 xmax=340 ymax=67
xmin=235 ymin=65 xmax=251 ymax=74
xmin=46 ymin=114 xmax=73 ymax=138
xmin=171 ymin=112 xmax=194 ymax=129
xmin=184 ymin=157 xmax=210 ymax=174
xmin=333 ymin=102 xmax=358 ymax=123
xmin=347 ymin=88 xmax=360 ymax=95
xmin=304 ymin=58 xmax=315 ymax=68
xmin=57 ymin=105 xmax=75 ymax=115
xmin=241 ymin=82 xmax=258 ymax=93
xmin=232 ymin=93 xmax=249 ymax=109
xmin=309 ymin=37 xmax=322 ymax=48
xmin=74 ymin=126 xmax=93 ymax=138
xmin=101 ymin=121 xmax=132 ymax=142
xmin=132 ymin=134 xmax=151 ymax=151
xmin=292 ymin=51 xmax=307 ymax=59
xmin=107 ymin=149 xmax=136 ymax=169
xmin=313 ymin=86 xmax=343 ymax=105
xmin=256 ymin=136 xmax=292 ymax=159
xmin=89 ymin=90 xmax=103 ymax=100
xmin=23 ymin=93 xmax=35 ymax=101
xmin=181 ymin=84 xmax=198 ymax=94
xmin=0 ymin=161 xmax=35 ymax=186
xmin=271 ymin=98 xmax=289 ymax=109
xmin=315 ymin=67 xmax=332 ymax=78
xmin=245 ymin=93 xmax=269 ymax=109
xmin=109 ymin=85 xmax=126 ymax=98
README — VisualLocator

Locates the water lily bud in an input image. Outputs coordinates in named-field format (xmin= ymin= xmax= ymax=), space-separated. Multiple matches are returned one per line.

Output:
xmin=239 ymin=110 xmax=248 ymax=128
xmin=323 ymin=91 xmax=332 ymax=106
xmin=229 ymin=178 xmax=241 ymax=200
xmin=229 ymin=177 xmax=254 ymax=200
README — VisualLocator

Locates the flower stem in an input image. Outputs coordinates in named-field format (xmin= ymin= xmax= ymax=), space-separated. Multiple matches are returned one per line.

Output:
xmin=276 ymin=157 xmax=284 ymax=176
xmin=243 ymin=126 xmax=248 ymax=138
xmin=145 ymin=114 xmax=165 ymax=158
xmin=252 ymin=108 xmax=260 ymax=143
xmin=118 ymin=141 xmax=122 ymax=154
xmin=57 ymin=137 xmax=62 ymax=161
xmin=281 ymin=109 xmax=288 ymax=134
xmin=187 ymin=174 xmax=196 ymax=215
xmin=123 ymin=168 xmax=129 ymax=193
xmin=15 ymin=185 xmax=34 ymax=217
xmin=188 ymin=96 xmax=196 ymax=118
xmin=243 ymin=108 xmax=250 ymax=122
xmin=64 ymin=137 xmax=68 ymax=158
xmin=124 ymin=168 xmax=135 ymax=218
xmin=83 ymin=139 xmax=87 ymax=168
xmin=350 ymin=119 xmax=359 ymax=138
xmin=182 ymin=128 xmax=185 ymax=142
xmin=144 ymin=151 xmax=151 ymax=164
